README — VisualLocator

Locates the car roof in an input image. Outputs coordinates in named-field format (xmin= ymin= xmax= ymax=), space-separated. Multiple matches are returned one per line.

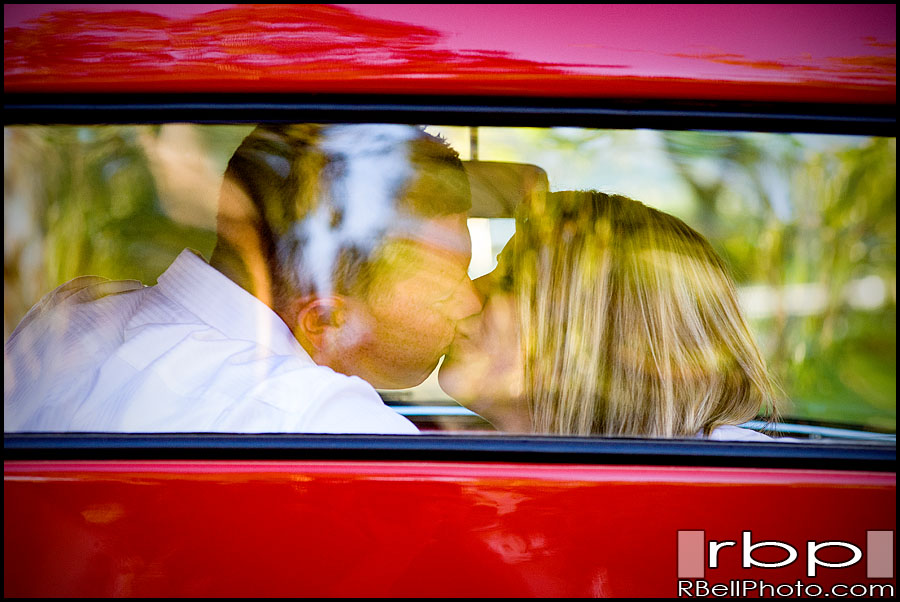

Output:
xmin=4 ymin=4 xmax=895 ymax=104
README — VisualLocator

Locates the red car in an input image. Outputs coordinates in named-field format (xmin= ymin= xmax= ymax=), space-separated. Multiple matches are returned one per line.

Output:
xmin=4 ymin=4 xmax=896 ymax=597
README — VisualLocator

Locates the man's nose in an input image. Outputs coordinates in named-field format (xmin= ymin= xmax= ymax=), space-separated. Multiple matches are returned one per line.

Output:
xmin=448 ymin=276 xmax=483 ymax=321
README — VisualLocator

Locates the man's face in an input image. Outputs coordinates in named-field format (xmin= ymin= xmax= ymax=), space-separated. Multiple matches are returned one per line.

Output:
xmin=330 ymin=213 xmax=482 ymax=389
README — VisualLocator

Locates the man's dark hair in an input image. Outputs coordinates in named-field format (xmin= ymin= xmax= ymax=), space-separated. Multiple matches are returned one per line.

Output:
xmin=210 ymin=123 xmax=471 ymax=309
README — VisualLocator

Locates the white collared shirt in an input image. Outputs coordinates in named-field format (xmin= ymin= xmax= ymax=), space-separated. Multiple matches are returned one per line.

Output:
xmin=4 ymin=250 xmax=418 ymax=434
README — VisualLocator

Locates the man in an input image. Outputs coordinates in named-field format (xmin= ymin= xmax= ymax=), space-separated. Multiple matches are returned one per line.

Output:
xmin=4 ymin=124 xmax=481 ymax=433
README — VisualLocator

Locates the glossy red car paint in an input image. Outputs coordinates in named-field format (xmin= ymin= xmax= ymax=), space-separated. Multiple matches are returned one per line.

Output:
xmin=4 ymin=461 xmax=895 ymax=597
xmin=3 ymin=4 xmax=895 ymax=103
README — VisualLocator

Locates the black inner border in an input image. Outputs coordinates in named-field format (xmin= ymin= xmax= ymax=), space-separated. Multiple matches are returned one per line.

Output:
xmin=4 ymin=434 xmax=896 ymax=472
xmin=4 ymin=93 xmax=897 ymax=135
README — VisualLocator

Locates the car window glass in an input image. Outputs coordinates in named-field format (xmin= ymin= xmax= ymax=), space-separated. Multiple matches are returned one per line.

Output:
xmin=3 ymin=124 xmax=895 ymax=439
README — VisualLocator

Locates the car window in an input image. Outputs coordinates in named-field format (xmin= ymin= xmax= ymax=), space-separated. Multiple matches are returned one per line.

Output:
xmin=3 ymin=123 xmax=895 ymax=440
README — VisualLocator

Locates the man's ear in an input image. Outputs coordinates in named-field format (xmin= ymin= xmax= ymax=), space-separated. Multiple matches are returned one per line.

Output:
xmin=295 ymin=297 xmax=346 ymax=352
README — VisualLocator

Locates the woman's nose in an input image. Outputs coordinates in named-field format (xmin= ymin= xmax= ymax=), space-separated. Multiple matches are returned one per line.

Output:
xmin=451 ymin=276 xmax=484 ymax=321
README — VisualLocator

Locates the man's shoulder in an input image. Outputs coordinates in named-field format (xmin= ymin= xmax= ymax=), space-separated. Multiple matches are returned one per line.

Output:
xmin=5 ymin=257 xmax=418 ymax=435
xmin=5 ymin=275 xmax=150 ymax=365
xmin=9 ymin=274 xmax=146 ymax=329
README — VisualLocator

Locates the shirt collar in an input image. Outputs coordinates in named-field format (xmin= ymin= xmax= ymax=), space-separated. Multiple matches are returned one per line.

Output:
xmin=156 ymin=249 xmax=314 ymax=363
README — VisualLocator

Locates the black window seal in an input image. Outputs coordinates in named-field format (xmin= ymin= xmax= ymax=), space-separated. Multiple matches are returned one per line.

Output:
xmin=4 ymin=433 xmax=896 ymax=472
xmin=4 ymin=93 xmax=896 ymax=136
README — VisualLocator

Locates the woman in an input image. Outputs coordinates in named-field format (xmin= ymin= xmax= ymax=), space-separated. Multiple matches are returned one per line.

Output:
xmin=439 ymin=190 xmax=781 ymax=439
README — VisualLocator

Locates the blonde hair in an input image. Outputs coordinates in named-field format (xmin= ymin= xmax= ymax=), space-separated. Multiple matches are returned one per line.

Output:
xmin=516 ymin=191 xmax=780 ymax=437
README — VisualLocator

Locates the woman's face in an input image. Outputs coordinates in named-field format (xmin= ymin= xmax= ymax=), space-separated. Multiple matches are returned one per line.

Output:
xmin=438 ymin=240 xmax=529 ymax=430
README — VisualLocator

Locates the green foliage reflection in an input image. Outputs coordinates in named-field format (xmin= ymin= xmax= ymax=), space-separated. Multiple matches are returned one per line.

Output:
xmin=660 ymin=133 xmax=896 ymax=430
